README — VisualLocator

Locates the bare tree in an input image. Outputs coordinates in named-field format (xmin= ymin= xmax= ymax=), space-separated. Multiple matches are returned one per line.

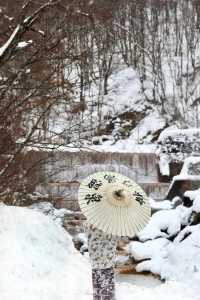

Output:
xmin=0 ymin=0 xmax=90 ymax=200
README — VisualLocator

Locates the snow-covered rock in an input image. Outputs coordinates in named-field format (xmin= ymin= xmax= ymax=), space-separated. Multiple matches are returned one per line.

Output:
xmin=130 ymin=111 xmax=166 ymax=143
xmin=73 ymin=232 xmax=88 ymax=254
xmin=128 ymin=189 xmax=200 ymax=281
xmin=128 ymin=238 xmax=170 ymax=262
xmin=138 ymin=205 xmax=192 ymax=241
xmin=129 ymin=220 xmax=200 ymax=280
xmin=130 ymin=226 xmax=200 ymax=280
xmin=149 ymin=197 xmax=173 ymax=211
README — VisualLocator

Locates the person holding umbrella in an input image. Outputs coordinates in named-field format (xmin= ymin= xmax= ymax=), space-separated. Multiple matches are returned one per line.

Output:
xmin=78 ymin=171 xmax=151 ymax=300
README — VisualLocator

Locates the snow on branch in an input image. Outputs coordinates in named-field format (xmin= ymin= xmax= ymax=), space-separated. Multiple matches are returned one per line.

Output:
xmin=0 ymin=0 xmax=61 ymax=66
xmin=0 ymin=25 xmax=20 ymax=58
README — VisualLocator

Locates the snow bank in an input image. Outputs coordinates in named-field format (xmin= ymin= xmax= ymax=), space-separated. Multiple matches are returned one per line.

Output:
xmin=1 ymin=203 xmax=200 ymax=299
xmin=129 ymin=189 xmax=200 ymax=281
xmin=138 ymin=205 xmax=192 ymax=241
xmin=0 ymin=204 xmax=91 ymax=300
xmin=149 ymin=198 xmax=173 ymax=211
xmin=29 ymin=201 xmax=72 ymax=225
xmin=117 ymin=274 xmax=200 ymax=300
xmin=128 ymin=238 xmax=170 ymax=262
xmin=130 ymin=224 xmax=200 ymax=280
xmin=91 ymin=139 xmax=157 ymax=153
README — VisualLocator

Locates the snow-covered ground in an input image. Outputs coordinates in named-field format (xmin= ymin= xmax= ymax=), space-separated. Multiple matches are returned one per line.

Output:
xmin=1 ymin=202 xmax=200 ymax=300
xmin=0 ymin=203 xmax=91 ymax=300
xmin=117 ymin=277 xmax=199 ymax=300
xmin=91 ymin=138 xmax=157 ymax=153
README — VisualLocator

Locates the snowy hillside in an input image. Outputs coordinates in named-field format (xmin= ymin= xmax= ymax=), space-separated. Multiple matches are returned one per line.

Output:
xmin=1 ymin=2 xmax=200 ymax=298
xmin=47 ymin=62 xmax=200 ymax=155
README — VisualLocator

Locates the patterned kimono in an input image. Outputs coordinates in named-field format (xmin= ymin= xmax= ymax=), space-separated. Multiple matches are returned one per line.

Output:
xmin=87 ymin=225 xmax=118 ymax=300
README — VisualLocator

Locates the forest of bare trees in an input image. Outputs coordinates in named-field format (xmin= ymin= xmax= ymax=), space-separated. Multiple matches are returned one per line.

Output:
xmin=1 ymin=0 xmax=200 ymax=200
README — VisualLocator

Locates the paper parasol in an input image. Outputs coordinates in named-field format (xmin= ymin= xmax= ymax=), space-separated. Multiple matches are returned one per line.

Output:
xmin=78 ymin=171 xmax=151 ymax=237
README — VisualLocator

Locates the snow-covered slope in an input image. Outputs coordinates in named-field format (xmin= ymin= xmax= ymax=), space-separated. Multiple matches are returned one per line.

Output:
xmin=0 ymin=203 xmax=91 ymax=300
xmin=1 ymin=203 xmax=200 ymax=300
